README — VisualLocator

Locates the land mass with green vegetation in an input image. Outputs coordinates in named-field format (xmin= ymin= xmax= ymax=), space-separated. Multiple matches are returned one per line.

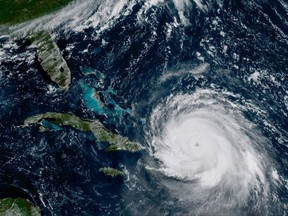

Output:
xmin=23 ymin=112 xmax=142 ymax=152
xmin=99 ymin=167 xmax=125 ymax=177
xmin=29 ymin=31 xmax=71 ymax=90
xmin=0 ymin=198 xmax=41 ymax=216
xmin=0 ymin=0 xmax=74 ymax=25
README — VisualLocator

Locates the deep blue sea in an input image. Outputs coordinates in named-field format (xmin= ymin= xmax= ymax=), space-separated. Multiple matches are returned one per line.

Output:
xmin=0 ymin=0 xmax=288 ymax=215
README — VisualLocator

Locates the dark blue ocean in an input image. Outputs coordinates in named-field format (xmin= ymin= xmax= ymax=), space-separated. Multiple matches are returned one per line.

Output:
xmin=0 ymin=0 xmax=288 ymax=215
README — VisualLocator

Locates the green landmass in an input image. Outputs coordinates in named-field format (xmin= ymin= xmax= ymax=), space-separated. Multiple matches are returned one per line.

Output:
xmin=0 ymin=198 xmax=41 ymax=216
xmin=0 ymin=0 xmax=73 ymax=25
xmin=23 ymin=112 xmax=142 ymax=152
xmin=29 ymin=31 xmax=71 ymax=91
xmin=99 ymin=167 xmax=125 ymax=177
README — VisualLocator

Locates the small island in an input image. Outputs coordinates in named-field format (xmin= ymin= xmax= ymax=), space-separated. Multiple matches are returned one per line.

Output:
xmin=99 ymin=167 xmax=125 ymax=178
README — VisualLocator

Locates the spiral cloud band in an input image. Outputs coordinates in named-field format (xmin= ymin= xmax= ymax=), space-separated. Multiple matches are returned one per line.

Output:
xmin=147 ymin=89 xmax=269 ymax=211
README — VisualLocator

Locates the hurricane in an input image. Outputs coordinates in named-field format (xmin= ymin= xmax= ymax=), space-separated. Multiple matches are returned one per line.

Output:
xmin=119 ymin=84 xmax=285 ymax=215
xmin=0 ymin=0 xmax=288 ymax=215
xmin=145 ymin=89 xmax=269 ymax=214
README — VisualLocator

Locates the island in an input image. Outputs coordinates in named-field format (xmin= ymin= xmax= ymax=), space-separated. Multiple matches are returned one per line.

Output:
xmin=23 ymin=112 xmax=142 ymax=152
xmin=0 ymin=198 xmax=41 ymax=216
xmin=0 ymin=0 xmax=74 ymax=25
xmin=99 ymin=167 xmax=125 ymax=177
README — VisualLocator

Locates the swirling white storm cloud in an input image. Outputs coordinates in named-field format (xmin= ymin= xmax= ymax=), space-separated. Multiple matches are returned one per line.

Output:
xmin=144 ymin=89 xmax=270 ymax=214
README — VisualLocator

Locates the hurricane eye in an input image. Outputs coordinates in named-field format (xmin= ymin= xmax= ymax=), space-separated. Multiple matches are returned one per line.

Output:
xmin=146 ymin=90 xmax=269 ymax=213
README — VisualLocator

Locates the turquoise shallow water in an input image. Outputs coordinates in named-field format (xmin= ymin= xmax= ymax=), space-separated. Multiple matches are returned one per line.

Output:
xmin=80 ymin=81 xmax=105 ymax=115
xmin=41 ymin=119 xmax=63 ymax=131
xmin=0 ymin=0 xmax=287 ymax=215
